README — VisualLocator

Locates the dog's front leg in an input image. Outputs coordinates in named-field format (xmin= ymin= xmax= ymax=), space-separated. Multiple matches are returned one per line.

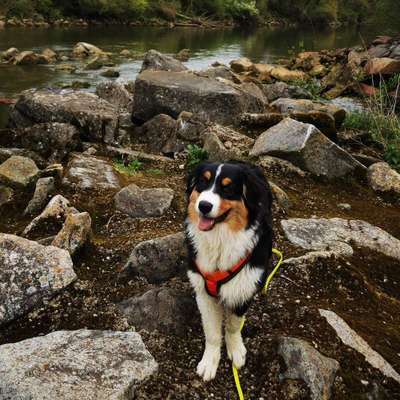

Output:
xmin=225 ymin=310 xmax=246 ymax=369
xmin=195 ymin=291 xmax=223 ymax=381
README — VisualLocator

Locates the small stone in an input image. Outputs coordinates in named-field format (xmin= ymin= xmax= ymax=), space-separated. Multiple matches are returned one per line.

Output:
xmin=337 ymin=203 xmax=351 ymax=211
xmin=367 ymin=162 xmax=400 ymax=200
xmin=100 ymin=68 xmax=120 ymax=78
xmin=0 ymin=185 xmax=13 ymax=207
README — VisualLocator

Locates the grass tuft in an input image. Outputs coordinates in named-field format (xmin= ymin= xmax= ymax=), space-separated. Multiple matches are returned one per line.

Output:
xmin=186 ymin=144 xmax=208 ymax=169
xmin=113 ymin=158 xmax=143 ymax=175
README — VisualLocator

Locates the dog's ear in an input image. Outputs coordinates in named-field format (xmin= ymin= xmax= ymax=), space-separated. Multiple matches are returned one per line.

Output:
xmin=242 ymin=164 xmax=273 ymax=220
xmin=186 ymin=163 xmax=205 ymax=196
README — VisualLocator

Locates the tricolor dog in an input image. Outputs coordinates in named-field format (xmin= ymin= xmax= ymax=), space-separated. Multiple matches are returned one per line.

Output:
xmin=185 ymin=161 xmax=273 ymax=381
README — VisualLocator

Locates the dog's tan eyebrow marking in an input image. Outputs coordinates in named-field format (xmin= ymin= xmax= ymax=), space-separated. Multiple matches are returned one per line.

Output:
xmin=203 ymin=171 xmax=212 ymax=180
xmin=222 ymin=177 xmax=232 ymax=186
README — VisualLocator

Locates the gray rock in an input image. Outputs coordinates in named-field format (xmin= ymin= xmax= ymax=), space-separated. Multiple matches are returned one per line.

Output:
xmin=140 ymin=49 xmax=188 ymax=73
xmin=52 ymin=212 xmax=92 ymax=256
xmin=24 ymin=177 xmax=55 ymax=216
xmin=133 ymin=70 xmax=266 ymax=125
xmin=319 ymin=309 xmax=400 ymax=384
xmin=13 ymin=51 xmax=47 ymax=66
xmin=95 ymin=81 xmax=133 ymax=112
xmin=22 ymin=195 xmax=74 ymax=238
xmin=281 ymin=217 xmax=400 ymax=260
xmin=202 ymin=124 xmax=254 ymax=161
xmin=104 ymin=145 xmax=173 ymax=164
xmin=240 ymin=112 xmax=284 ymax=129
xmin=9 ymin=90 xmax=121 ymax=145
xmin=63 ymin=154 xmax=122 ymax=192
xmin=114 ymin=184 xmax=173 ymax=218
xmin=0 ymin=233 xmax=76 ymax=326
xmin=0 ymin=185 xmax=13 ymax=207
xmin=122 ymin=232 xmax=186 ymax=283
xmin=197 ymin=65 xmax=241 ymax=83
xmin=101 ymin=68 xmax=120 ymax=78
xmin=230 ymin=57 xmax=253 ymax=73
xmin=278 ymin=336 xmax=339 ymax=400
xmin=177 ymin=111 xmax=208 ymax=143
xmin=0 ymin=329 xmax=158 ymax=399
xmin=250 ymin=118 xmax=365 ymax=179
xmin=118 ymin=288 xmax=197 ymax=335
xmin=0 ymin=155 xmax=39 ymax=189
xmin=367 ymin=162 xmax=400 ymax=200
xmin=138 ymin=114 xmax=183 ymax=154
xmin=263 ymin=81 xmax=312 ymax=102
xmin=14 ymin=123 xmax=81 ymax=163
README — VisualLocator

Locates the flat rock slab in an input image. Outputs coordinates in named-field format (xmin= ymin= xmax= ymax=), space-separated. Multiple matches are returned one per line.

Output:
xmin=0 ymin=233 xmax=76 ymax=326
xmin=250 ymin=118 xmax=365 ymax=179
xmin=319 ymin=309 xmax=400 ymax=384
xmin=0 ymin=155 xmax=39 ymax=189
xmin=281 ymin=217 xmax=400 ymax=260
xmin=0 ymin=329 xmax=158 ymax=400
xmin=278 ymin=336 xmax=339 ymax=400
xmin=121 ymin=232 xmax=187 ymax=283
xmin=114 ymin=184 xmax=174 ymax=218
xmin=63 ymin=154 xmax=122 ymax=192
xmin=118 ymin=288 xmax=197 ymax=335
xmin=133 ymin=70 xmax=266 ymax=125
xmin=9 ymin=89 xmax=120 ymax=144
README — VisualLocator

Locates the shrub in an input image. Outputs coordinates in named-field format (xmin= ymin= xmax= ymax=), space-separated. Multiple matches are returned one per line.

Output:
xmin=186 ymin=144 xmax=208 ymax=169
xmin=113 ymin=158 xmax=143 ymax=175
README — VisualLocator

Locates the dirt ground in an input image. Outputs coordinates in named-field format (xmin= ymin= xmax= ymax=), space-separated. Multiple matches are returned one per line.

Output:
xmin=1 ymin=153 xmax=400 ymax=399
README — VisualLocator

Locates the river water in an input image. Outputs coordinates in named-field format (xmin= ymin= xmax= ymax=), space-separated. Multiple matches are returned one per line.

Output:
xmin=0 ymin=14 xmax=399 ymax=126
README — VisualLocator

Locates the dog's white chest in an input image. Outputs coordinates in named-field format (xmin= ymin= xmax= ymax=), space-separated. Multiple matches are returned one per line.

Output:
xmin=187 ymin=221 xmax=263 ymax=308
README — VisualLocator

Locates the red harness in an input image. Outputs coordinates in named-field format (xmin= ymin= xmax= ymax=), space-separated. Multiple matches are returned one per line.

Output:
xmin=196 ymin=254 xmax=250 ymax=297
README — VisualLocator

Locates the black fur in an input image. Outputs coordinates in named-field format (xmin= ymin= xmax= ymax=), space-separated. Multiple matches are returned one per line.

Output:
xmin=185 ymin=160 xmax=274 ymax=316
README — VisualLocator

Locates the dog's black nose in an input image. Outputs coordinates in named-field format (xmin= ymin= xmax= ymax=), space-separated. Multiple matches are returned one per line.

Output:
xmin=199 ymin=201 xmax=213 ymax=215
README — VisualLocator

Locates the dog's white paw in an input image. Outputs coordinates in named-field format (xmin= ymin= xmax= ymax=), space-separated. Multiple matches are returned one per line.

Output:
xmin=197 ymin=346 xmax=220 ymax=381
xmin=226 ymin=334 xmax=247 ymax=369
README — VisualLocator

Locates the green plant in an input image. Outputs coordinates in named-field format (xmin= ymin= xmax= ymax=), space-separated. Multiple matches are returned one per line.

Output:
xmin=113 ymin=158 xmax=143 ymax=175
xmin=147 ymin=168 xmax=164 ymax=176
xmin=186 ymin=144 xmax=208 ymax=169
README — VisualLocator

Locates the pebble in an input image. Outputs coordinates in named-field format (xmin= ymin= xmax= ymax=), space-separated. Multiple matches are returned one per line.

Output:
xmin=338 ymin=203 xmax=352 ymax=211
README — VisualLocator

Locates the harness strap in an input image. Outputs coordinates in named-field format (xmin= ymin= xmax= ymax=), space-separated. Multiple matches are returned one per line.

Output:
xmin=196 ymin=253 xmax=250 ymax=297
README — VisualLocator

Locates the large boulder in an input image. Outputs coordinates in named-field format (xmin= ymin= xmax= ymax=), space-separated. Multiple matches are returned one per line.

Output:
xmin=278 ymin=336 xmax=339 ymax=400
xmin=133 ymin=71 xmax=267 ymax=125
xmin=281 ymin=217 xmax=400 ymax=260
xmin=9 ymin=90 xmax=121 ymax=145
xmin=250 ymin=118 xmax=364 ymax=179
xmin=63 ymin=154 xmax=122 ymax=192
xmin=319 ymin=310 xmax=400 ymax=384
xmin=0 ymin=329 xmax=158 ymax=399
xmin=367 ymin=162 xmax=400 ymax=200
xmin=365 ymin=57 xmax=400 ymax=75
xmin=114 ymin=184 xmax=174 ymax=218
xmin=118 ymin=288 xmax=197 ymax=335
xmin=121 ymin=232 xmax=187 ymax=283
xmin=13 ymin=123 xmax=81 ymax=163
xmin=0 ymin=233 xmax=76 ymax=326
xmin=140 ymin=49 xmax=188 ymax=73
xmin=0 ymin=155 xmax=39 ymax=189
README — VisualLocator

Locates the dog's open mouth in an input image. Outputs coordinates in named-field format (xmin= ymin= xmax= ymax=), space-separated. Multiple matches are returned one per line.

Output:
xmin=198 ymin=209 xmax=231 ymax=231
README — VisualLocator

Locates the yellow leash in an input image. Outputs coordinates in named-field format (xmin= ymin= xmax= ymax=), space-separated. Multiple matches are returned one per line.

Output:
xmin=232 ymin=248 xmax=284 ymax=400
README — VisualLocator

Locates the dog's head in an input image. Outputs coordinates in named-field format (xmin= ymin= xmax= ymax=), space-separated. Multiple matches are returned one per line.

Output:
xmin=186 ymin=161 xmax=272 ymax=232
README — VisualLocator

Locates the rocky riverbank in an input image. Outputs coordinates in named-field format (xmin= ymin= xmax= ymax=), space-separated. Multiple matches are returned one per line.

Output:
xmin=0 ymin=39 xmax=400 ymax=399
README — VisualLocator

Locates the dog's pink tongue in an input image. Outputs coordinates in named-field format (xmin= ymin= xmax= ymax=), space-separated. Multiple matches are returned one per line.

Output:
xmin=198 ymin=216 xmax=215 ymax=231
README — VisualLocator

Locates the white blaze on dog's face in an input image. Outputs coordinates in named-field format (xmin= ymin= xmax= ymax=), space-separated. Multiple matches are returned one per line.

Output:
xmin=187 ymin=163 xmax=249 ymax=233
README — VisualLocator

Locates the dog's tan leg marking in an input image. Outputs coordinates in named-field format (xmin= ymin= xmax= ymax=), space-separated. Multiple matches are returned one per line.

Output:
xmin=225 ymin=310 xmax=247 ymax=369
xmin=195 ymin=290 xmax=223 ymax=381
